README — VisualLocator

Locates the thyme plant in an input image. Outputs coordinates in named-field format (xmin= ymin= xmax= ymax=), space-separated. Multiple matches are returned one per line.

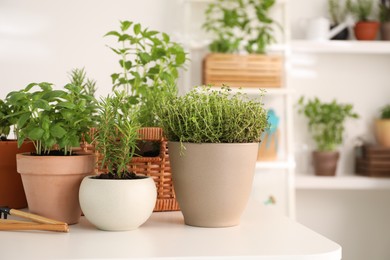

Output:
xmin=156 ymin=86 xmax=268 ymax=144
xmin=202 ymin=0 xmax=279 ymax=54
xmin=6 ymin=68 xmax=98 ymax=155
xmin=104 ymin=20 xmax=187 ymax=127
xmin=94 ymin=91 xmax=140 ymax=178
xmin=297 ymin=96 xmax=359 ymax=152
xmin=347 ymin=0 xmax=375 ymax=21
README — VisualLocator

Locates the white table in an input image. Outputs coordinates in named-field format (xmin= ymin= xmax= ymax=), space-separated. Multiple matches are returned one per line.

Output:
xmin=0 ymin=200 xmax=341 ymax=260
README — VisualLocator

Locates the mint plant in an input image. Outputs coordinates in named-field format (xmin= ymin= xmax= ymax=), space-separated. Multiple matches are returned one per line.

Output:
xmin=202 ymin=0 xmax=279 ymax=54
xmin=156 ymin=86 xmax=268 ymax=144
xmin=6 ymin=68 xmax=98 ymax=155
xmin=104 ymin=20 xmax=187 ymax=127
xmin=297 ymin=96 xmax=359 ymax=152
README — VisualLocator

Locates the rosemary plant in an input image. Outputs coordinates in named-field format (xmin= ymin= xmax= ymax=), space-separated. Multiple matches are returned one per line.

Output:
xmin=94 ymin=91 xmax=140 ymax=178
xmin=156 ymin=86 xmax=268 ymax=144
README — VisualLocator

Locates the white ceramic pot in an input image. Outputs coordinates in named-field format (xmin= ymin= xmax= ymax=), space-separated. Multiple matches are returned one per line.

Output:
xmin=168 ymin=142 xmax=258 ymax=228
xmin=79 ymin=176 xmax=156 ymax=231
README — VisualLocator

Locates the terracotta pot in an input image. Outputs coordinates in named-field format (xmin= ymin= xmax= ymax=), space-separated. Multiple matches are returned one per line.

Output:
xmin=0 ymin=141 xmax=35 ymax=209
xmin=312 ymin=151 xmax=340 ymax=176
xmin=169 ymin=142 xmax=257 ymax=227
xmin=374 ymin=119 xmax=390 ymax=147
xmin=16 ymin=153 xmax=95 ymax=224
xmin=79 ymin=176 xmax=156 ymax=231
xmin=354 ymin=21 xmax=379 ymax=40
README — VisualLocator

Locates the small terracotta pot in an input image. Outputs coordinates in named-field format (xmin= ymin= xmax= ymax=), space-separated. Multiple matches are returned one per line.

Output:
xmin=312 ymin=151 xmax=340 ymax=176
xmin=374 ymin=119 xmax=390 ymax=147
xmin=0 ymin=141 xmax=35 ymax=209
xmin=169 ymin=142 xmax=258 ymax=228
xmin=354 ymin=21 xmax=379 ymax=40
xmin=17 ymin=153 xmax=95 ymax=224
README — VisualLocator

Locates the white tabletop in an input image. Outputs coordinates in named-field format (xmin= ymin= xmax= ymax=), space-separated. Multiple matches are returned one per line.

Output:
xmin=0 ymin=199 xmax=341 ymax=260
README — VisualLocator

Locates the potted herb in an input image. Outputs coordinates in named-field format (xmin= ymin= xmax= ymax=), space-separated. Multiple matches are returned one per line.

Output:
xmin=6 ymin=68 xmax=98 ymax=224
xmin=155 ymin=86 xmax=268 ymax=227
xmin=374 ymin=104 xmax=390 ymax=147
xmin=202 ymin=0 xmax=282 ymax=88
xmin=328 ymin=0 xmax=350 ymax=40
xmin=379 ymin=0 xmax=390 ymax=40
xmin=297 ymin=96 xmax=359 ymax=176
xmin=347 ymin=0 xmax=379 ymax=40
xmin=79 ymin=91 xmax=157 ymax=231
xmin=0 ymin=99 xmax=34 ymax=209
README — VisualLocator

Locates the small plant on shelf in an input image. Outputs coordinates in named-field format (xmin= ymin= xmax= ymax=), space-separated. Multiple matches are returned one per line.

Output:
xmin=328 ymin=0 xmax=349 ymax=25
xmin=297 ymin=96 xmax=359 ymax=152
xmin=0 ymin=99 xmax=12 ymax=141
xmin=202 ymin=0 xmax=280 ymax=54
xmin=347 ymin=0 xmax=379 ymax=40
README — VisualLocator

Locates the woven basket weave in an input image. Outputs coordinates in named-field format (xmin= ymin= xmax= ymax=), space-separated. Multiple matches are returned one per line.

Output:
xmin=83 ymin=127 xmax=179 ymax=212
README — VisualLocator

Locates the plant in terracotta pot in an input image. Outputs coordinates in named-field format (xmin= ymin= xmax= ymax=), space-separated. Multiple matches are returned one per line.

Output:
xmin=297 ymin=96 xmax=359 ymax=176
xmin=379 ymin=0 xmax=390 ymax=40
xmin=328 ymin=0 xmax=350 ymax=40
xmin=0 ymin=99 xmax=35 ymax=209
xmin=347 ymin=0 xmax=379 ymax=40
xmin=155 ymin=86 xmax=268 ymax=227
xmin=202 ymin=0 xmax=283 ymax=88
xmin=79 ymin=91 xmax=157 ymax=231
xmin=5 ymin=68 xmax=98 ymax=224
xmin=374 ymin=104 xmax=390 ymax=147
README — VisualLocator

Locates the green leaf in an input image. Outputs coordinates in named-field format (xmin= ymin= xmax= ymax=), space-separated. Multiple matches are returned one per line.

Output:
xmin=17 ymin=113 xmax=30 ymax=128
xmin=50 ymin=124 xmax=67 ymax=138
xmin=120 ymin=21 xmax=133 ymax=31
xmin=175 ymin=52 xmax=186 ymax=65
xmin=134 ymin=23 xmax=141 ymax=35
xmin=162 ymin=33 xmax=170 ymax=42
xmin=57 ymin=102 xmax=75 ymax=109
xmin=104 ymin=30 xmax=121 ymax=37
xmin=33 ymin=99 xmax=51 ymax=111
xmin=28 ymin=127 xmax=44 ymax=140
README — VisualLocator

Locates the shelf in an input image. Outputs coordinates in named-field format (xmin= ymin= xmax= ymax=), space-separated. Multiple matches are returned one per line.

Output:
xmin=295 ymin=175 xmax=390 ymax=190
xmin=256 ymin=159 xmax=295 ymax=170
xmin=291 ymin=40 xmax=390 ymax=54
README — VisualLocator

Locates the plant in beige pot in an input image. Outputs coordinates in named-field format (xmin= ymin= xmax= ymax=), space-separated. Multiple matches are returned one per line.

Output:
xmin=374 ymin=104 xmax=390 ymax=147
xmin=6 ymin=69 xmax=98 ymax=224
xmin=0 ymin=99 xmax=35 ymax=209
xmin=202 ymin=0 xmax=282 ymax=88
xmin=297 ymin=97 xmax=359 ymax=176
xmin=79 ymin=91 xmax=157 ymax=231
xmin=156 ymin=86 xmax=268 ymax=227
xmin=347 ymin=0 xmax=379 ymax=40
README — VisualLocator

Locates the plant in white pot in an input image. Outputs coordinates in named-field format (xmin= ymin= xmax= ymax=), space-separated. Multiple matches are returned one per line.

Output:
xmin=79 ymin=91 xmax=157 ymax=231
xmin=297 ymin=96 xmax=359 ymax=176
xmin=6 ymin=68 xmax=98 ymax=224
xmin=374 ymin=104 xmax=390 ymax=147
xmin=155 ymin=86 xmax=268 ymax=228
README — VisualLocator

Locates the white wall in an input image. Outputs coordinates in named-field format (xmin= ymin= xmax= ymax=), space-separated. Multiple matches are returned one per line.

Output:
xmin=0 ymin=0 xmax=183 ymax=99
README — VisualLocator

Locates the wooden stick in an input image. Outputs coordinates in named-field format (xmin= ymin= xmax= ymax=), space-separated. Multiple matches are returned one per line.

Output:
xmin=0 ymin=219 xmax=39 ymax=224
xmin=9 ymin=209 xmax=66 ymax=225
xmin=0 ymin=223 xmax=69 ymax=233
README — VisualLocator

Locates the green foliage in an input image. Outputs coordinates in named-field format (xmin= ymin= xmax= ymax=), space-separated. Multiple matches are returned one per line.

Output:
xmin=202 ymin=0 xmax=280 ymax=54
xmin=297 ymin=96 xmax=359 ymax=152
xmin=156 ymin=86 xmax=268 ymax=143
xmin=379 ymin=0 xmax=390 ymax=22
xmin=347 ymin=0 xmax=375 ymax=21
xmin=380 ymin=104 xmax=390 ymax=119
xmin=105 ymin=20 xmax=187 ymax=127
xmin=5 ymin=68 xmax=98 ymax=155
xmin=94 ymin=91 xmax=140 ymax=177
xmin=0 ymin=99 xmax=12 ymax=140
xmin=328 ymin=0 xmax=348 ymax=24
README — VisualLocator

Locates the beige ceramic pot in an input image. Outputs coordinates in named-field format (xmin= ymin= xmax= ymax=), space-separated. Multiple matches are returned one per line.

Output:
xmin=169 ymin=142 xmax=258 ymax=228
xmin=0 ymin=141 xmax=35 ymax=209
xmin=16 ymin=153 xmax=95 ymax=224
xmin=374 ymin=119 xmax=390 ymax=147
xmin=312 ymin=151 xmax=340 ymax=176
xmin=79 ymin=176 xmax=156 ymax=231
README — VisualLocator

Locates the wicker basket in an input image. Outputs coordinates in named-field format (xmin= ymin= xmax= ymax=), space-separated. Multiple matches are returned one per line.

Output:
xmin=203 ymin=53 xmax=283 ymax=88
xmin=84 ymin=127 xmax=179 ymax=212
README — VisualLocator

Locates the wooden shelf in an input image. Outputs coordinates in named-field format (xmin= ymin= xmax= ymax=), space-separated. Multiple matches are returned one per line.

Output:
xmin=291 ymin=40 xmax=390 ymax=54
xmin=295 ymin=175 xmax=390 ymax=190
